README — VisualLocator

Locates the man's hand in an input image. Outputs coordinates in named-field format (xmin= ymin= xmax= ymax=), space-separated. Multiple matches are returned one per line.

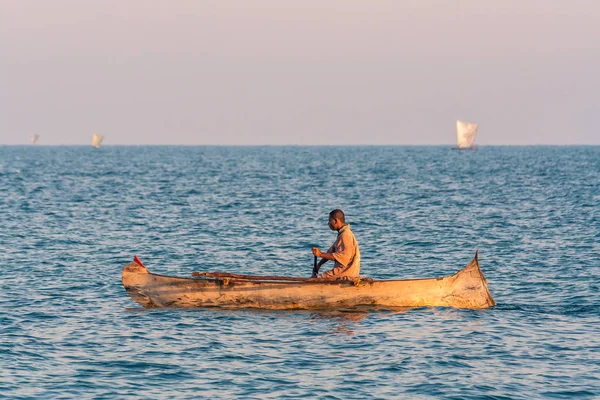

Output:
xmin=312 ymin=247 xmax=322 ymax=257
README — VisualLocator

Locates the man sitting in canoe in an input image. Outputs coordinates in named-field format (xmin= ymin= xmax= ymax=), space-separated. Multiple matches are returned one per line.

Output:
xmin=312 ymin=209 xmax=361 ymax=278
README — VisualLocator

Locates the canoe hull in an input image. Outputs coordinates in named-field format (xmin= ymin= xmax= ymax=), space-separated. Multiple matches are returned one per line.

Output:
xmin=122 ymin=253 xmax=495 ymax=310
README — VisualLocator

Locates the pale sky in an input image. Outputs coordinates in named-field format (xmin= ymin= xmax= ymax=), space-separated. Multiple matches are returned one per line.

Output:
xmin=1 ymin=0 xmax=599 ymax=145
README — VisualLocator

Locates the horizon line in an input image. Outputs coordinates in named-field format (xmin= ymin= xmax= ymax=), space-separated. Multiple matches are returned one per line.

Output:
xmin=2 ymin=143 xmax=599 ymax=147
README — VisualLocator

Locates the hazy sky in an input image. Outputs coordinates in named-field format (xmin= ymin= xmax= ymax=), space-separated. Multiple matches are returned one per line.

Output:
xmin=1 ymin=0 xmax=599 ymax=145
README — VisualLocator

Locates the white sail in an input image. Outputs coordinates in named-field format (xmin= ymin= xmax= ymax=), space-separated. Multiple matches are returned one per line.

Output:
xmin=456 ymin=120 xmax=478 ymax=148
xmin=92 ymin=133 xmax=104 ymax=148
xmin=30 ymin=135 xmax=40 ymax=144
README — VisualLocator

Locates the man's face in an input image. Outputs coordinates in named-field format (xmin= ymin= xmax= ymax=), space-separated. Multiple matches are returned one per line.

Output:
xmin=328 ymin=216 xmax=338 ymax=231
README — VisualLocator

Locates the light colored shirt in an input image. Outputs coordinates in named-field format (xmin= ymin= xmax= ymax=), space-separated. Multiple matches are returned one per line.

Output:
xmin=319 ymin=224 xmax=361 ymax=278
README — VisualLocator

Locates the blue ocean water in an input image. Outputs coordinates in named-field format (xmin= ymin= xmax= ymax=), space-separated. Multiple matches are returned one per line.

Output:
xmin=0 ymin=146 xmax=598 ymax=399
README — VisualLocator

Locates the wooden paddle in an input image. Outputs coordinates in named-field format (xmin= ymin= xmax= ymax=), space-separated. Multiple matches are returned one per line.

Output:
xmin=312 ymin=255 xmax=318 ymax=278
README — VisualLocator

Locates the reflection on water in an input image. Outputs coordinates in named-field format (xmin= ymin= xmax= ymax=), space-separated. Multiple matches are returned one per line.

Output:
xmin=310 ymin=310 xmax=369 ymax=322
xmin=310 ymin=310 xmax=369 ymax=336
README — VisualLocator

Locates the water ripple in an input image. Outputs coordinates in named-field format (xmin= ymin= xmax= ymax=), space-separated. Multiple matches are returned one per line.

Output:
xmin=0 ymin=146 xmax=598 ymax=398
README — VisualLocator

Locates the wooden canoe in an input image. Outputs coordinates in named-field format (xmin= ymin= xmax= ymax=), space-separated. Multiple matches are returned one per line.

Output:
xmin=122 ymin=252 xmax=495 ymax=310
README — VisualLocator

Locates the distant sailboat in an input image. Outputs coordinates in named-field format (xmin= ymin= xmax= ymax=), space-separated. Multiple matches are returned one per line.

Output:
xmin=92 ymin=133 xmax=104 ymax=149
xmin=30 ymin=135 xmax=40 ymax=144
xmin=453 ymin=120 xmax=478 ymax=150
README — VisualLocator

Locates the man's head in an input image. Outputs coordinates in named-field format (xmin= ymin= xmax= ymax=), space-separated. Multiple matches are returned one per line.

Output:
xmin=328 ymin=209 xmax=346 ymax=231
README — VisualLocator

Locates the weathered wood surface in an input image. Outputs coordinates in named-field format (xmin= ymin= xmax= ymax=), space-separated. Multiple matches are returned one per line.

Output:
xmin=122 ymin=252 xmax=496 ymax=309
xmin=193 ymin=271 xmax=322 ymax=281
xmin=190 ymin=271 xmax=369 ymax=284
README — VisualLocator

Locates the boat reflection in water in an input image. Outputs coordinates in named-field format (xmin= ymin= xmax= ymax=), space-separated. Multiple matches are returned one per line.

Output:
xmin=309 ymin=309 xmax=369 ymax=322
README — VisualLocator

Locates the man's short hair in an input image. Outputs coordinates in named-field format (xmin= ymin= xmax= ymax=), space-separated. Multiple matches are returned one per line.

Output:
xmin=329 ymin=209 xmax=345 ymax=223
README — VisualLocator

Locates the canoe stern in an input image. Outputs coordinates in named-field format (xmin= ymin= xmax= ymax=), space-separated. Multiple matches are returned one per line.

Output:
xmin=449 ymin=251 xmax=496 ymax=308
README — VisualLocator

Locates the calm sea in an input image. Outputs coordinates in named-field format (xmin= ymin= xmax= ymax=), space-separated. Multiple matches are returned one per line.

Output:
xmin=1 ymin=146 xmax=598 ymax=399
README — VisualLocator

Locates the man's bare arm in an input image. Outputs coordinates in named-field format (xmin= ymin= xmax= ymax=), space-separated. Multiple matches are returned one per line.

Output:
xmin=312 ymin=248 xmax=336 ymax=261
xmin=312 ymin=247 xmax=333 ymax=276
